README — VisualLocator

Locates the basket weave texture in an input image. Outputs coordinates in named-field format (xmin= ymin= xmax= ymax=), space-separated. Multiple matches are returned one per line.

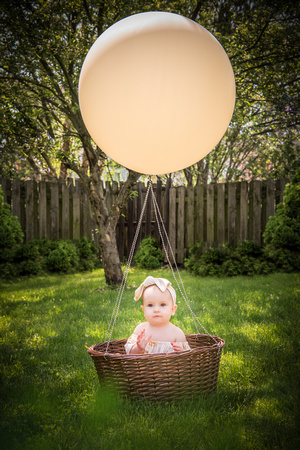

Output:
xmin=88 ymin=334 xmax=225 ymax=401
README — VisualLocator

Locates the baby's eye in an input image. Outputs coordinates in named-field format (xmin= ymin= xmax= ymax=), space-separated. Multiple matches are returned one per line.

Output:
xmin=161 ymin=303 xmax=166 ymax=307
xmin=147 ymin=303 xmax=153 ymax=307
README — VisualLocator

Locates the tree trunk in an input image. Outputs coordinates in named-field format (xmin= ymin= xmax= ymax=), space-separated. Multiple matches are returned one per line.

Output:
xmin=98 ymin=218 xmax=123 ymax=285
xmin=87 ymin=167 xmax=140 ymax=285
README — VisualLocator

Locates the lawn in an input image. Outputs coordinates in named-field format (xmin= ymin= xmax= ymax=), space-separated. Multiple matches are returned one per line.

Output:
xmin=0 ymin=269 xmax=299 ymax=449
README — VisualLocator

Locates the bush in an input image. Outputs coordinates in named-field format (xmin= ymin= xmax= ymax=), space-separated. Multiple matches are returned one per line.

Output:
xmin=19 ymin=259 xmax=43 ymax=276
xmin=263 ymin=171 xmax=300 ymax=251
xmin=74 ymin=237 xmax=100 ymax=271
xmin=185 ymin=244 xmax=226 ymax=277
xmin=0 ymin=186 xmax=24 ymax=262
xmin=0 ymin=262 xmax=17 ymax=279
xmin=185 ymin=240 xmax=275 ymax=277
xmin=15 ymin=241 xmax=40 ymax=261
xmin=134 ymin=237 xmax=164 ymax=269
xmin=46 ymin=241 xmax=79 ymax=272
xmin=263 ymin=246 xmax=300 ymax=273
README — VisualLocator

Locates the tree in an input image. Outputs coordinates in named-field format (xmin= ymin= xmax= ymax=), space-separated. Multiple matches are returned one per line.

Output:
xmin=1 ymin=0 xmax=299 ymax=282
xmin=0 ymin=0 xmax=201 ymax=283
xmin=183 ymin=0 xmax=299 ymax=184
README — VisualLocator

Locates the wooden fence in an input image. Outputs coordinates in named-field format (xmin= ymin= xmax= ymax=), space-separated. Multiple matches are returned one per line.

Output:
xmin=1 ymin=177 xmax=289 ymax=264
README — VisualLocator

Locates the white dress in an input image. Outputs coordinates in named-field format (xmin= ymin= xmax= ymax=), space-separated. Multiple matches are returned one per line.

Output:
xmin=124 ymin=333 xmax=191 ymax=354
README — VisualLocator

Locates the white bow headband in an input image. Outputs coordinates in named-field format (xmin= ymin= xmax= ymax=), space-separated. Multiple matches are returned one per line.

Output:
xmin=134 ymin=276 xmax=176 ymax=304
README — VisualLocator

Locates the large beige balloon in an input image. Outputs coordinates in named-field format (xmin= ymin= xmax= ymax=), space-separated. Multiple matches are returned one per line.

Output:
xmin=79 ymin=12 xmax=235 ymax=175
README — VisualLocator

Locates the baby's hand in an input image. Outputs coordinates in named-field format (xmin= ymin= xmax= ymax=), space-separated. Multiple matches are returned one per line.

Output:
xmin=136 ymin=329 xmax=152 ymax=352
xmin=171 ymin=342 xmax=182 ymax=352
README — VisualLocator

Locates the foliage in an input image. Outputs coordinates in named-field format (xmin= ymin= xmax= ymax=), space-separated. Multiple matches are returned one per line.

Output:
xmin=74 ymin=237 xmax=100 ymax=271
xmin=263 ymin=170 xmax=300 ymax=251
xmin=0 ymin=185 xmax=24 ymax=263
xmin=46 ymin=241 xmax=79 ymax=273
xmin=0 ymin=237 xmax=101 ymax=278
xmin=0 ymin=0 xmax=298 ymax=184
xmin=134 ymin=236 xmax=164 ymax=269
xmin=0 ymin=269 xmax=299 ymax=449
xmin=184 ymin=237 xmax=299 ymax=277
xmin=1 ymin=0 xmax=299 ymax=282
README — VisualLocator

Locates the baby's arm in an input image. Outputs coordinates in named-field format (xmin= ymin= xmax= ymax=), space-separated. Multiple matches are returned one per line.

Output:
xmin=171 ymin=342 xmax=183 ymax=352
xmin=130 ymin=329 xmax=152 ymax=354
xmin=171 ymin=326 xmax=188 ymax=351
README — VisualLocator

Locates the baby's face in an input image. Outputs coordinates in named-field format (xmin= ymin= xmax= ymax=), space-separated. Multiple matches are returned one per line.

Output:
xmin=141 ymin=285 xmax=177 ymax=327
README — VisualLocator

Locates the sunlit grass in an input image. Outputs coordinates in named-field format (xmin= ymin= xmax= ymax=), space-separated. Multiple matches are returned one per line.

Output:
xmin=0 ymin=270 xmax=299 ymax=449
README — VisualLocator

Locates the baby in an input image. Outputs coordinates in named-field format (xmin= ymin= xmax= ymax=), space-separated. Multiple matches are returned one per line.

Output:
xmin=125 ymin=276 xmax=191 ymax=354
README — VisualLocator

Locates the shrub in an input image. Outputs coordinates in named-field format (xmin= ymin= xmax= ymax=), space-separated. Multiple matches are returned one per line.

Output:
xmin=235 ymin=240 xmax=262 ymax=257
xmin=74 ymin=237 xmax=100 ymax=271
xmin=185 ymin=244 xmax=226 ymax=276
xmin=184 ymin=242 xmax=204 ymax=273
xmin=0 ymin=262 xmax=17 ymax=279
xmin=46 ymin=241 xmax=79 ymax=272
xmin=75 ymin=237 xmax=97 ymax=259
xmin=0 ymin=186 xmax=24 ymax=262
xmin=15 ymin=241 xmax=40 ymax=261
xmin=30 ymin=238 xmax=59 ymax=256
xmin=185 ymin=240 xmax=273 ymax=277
xmin=222 ymin=258 xmax=243 ymax=277
xmin=263 ymin=246 xmax=300 ymax=273
xmin=18 ymin=259 xmax=43 ymax=276
xmin=134 ymin=236 xmax=164 ymax=269
xmin=263 ymin=171 xmax=300 ymax=251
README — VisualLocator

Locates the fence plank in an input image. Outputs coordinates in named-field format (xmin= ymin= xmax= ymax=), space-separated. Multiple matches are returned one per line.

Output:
xmin=127 ymin=196 xmax=134 ymax=259
xmin=196 ymin=185 xmax=204 ymax=243
xmin=207 ymin=184 xmax=214 ymax=247
xmin=61 ymin=180 xmax=70 ymax=239
xmin=39 ymin=180 xmax=47 ymax=239
xmin=81 ymin=184 xmax=91 ymax=239
xmin=12 ymin=179 xmax=21 ymax=222
xmin=50 ymin=180 xmax=59 ymax=240
xmin=252 ymin=180 xmax=262 ymax=245
xmin=228 ymin=182 xmax=236 ymax=246
xmin=239 ymin=181 xmax=248 ymax=242
xmin=25 ymin=180 xmax=34 ymax=242
xmin=146 ymin=186 xmax=152 ymax=236
xmin=186 ymin=186 xmax=194 ymax=251
xmin=1 ymin=178 xmax=11 ymax=205
xmin=177 ymin=186 xmax=185 ymax=264
xmin=136 ymin=182 xmax=143 ymax=248
xmin=169 ymin=187 xmax=176 ymax=260
xmin=276 ymin=178 xmax=289 ymax=204
xmin=217 ymin=183 xmax=225 ymax=246
xmin=265 ymin=179 xmax=275 ymax=220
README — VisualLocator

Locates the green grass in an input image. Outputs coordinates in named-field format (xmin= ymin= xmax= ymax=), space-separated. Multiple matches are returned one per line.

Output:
xmin=0 ymin=269 xmax=299 ymax=449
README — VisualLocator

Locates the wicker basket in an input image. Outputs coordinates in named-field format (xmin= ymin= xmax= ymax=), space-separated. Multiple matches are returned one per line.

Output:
xmin=88 ymin=334 xmax=225 ymax=401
